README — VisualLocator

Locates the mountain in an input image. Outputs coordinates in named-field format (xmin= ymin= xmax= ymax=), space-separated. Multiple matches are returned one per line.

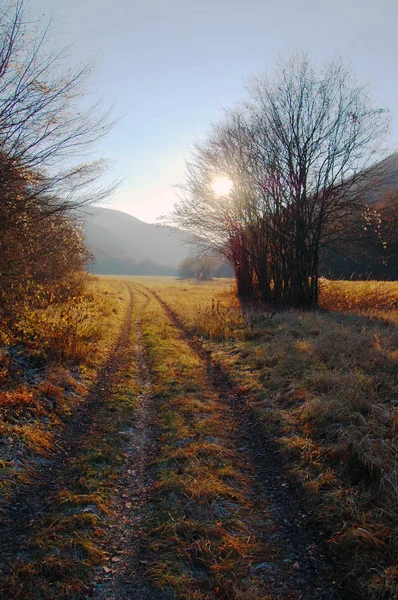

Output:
xmin=322 ymin=152 xmax=398 ymax=279
xmin=364 ymin=151 xmax=398 ymax=202
xmin=83 ymin=207 xmax=190 ymax=274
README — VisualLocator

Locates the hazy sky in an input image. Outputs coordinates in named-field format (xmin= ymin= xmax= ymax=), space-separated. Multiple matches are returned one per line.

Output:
xmin=31 ymin=0 xmax=397 ymax=223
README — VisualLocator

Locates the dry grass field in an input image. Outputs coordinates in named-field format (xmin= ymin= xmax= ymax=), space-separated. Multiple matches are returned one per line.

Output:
xmin=0 ymin=275 xmax=397 ymax=599
xmin=129 ymin=276 xmax=398 ymax=599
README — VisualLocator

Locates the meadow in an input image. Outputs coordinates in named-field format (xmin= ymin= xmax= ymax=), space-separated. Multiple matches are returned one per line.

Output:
xmin=126 ymin=276 xmax=398 ymax=599
xmin=0 ymin=275 xmax=397 ymax=599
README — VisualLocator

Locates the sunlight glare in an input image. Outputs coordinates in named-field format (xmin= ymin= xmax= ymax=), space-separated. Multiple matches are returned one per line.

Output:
xmin=211 ymin=176 xmax=233 ymax=196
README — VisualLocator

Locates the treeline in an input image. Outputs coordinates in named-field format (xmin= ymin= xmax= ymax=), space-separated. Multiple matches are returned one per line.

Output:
xmin=0 ymin=1 xmax=113 ymax=326
xmin=89 ymin=255 xmax=235 ymax=279
xmin=178 ymin=256 xmax=234 ymax=280
xmin=90 ymin=256 xmax=178 ymax=276
xmin=168 ymin=54 xmax=395 ymax=307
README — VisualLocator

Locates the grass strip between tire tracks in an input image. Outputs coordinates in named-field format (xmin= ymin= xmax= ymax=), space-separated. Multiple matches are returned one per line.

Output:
xmin=134 ymin=286 xmax=278 ymax=600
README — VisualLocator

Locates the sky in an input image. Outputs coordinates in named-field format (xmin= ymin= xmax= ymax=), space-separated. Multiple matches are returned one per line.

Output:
xmin=30 ymin=0 xmax=398 ymax=223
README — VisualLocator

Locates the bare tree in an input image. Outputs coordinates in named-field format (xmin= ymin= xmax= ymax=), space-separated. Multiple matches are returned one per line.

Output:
xmin=178 ymin=255 xmax=224 ymax=280
xmin=169 ymin=53 xmax=391 ymax=307
xmin=0 ymin=0 xmax=117 ymax=222
xmin=0 ymin=0 xmax=117 ymax=315
xmin=247 ymin=54 xmax=391 ymax=306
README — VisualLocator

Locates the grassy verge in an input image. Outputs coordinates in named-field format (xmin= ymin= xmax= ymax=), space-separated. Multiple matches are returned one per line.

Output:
xmin=3 ymin=284 xmax=142 ymax=599
xmin=0 ymin=277 xmax=129 ymax=507
xmin=140 ymin=277 xmax=398 ymax=600
xmin=134 ymin=286 xmax=274 ymax=600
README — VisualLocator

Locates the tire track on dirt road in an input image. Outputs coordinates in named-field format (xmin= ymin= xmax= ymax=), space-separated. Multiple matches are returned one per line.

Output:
xmin=139 ymin=283 xmax=344 ymax=600
xmin=0 ymin=285 xmax=136 ymax=597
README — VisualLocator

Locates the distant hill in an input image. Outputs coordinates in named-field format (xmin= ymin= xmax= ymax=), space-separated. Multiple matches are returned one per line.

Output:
xmin=83 ymin=207 xmax=190 ymax=275
xmin=364 ymin=151 xmax=398 ymax=202
xmin=322 ymin=152 xmax=398 ymax=279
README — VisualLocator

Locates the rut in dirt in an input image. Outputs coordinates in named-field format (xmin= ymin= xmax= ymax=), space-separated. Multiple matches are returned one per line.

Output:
xmin=140 ymin=284 xmax=344 ymax=600
xmin=0 ymin=286 xmax=135 ymax=585
xmin=90 ymin=291 xmax=170 ymax=600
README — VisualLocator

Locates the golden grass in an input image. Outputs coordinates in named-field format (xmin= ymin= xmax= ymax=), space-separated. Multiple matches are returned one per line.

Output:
xmin=319 ymin=279 xmax=398 ymax=324
xmin=0 ymin=277 xmax=129 ymax=509
xmin=139 ymin=276 xmax=398 ymax=600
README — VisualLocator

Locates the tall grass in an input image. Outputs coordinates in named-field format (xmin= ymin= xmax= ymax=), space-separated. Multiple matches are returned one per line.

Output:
xmin=319 ymin=279 xmax=398 ymax=325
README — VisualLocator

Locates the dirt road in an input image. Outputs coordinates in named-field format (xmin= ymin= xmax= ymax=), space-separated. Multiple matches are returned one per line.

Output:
xmin=0 ymin=284 xmax=344 ymax=599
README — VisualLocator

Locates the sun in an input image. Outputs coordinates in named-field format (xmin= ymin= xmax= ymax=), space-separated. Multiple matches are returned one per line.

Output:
xmin=211 ymin=176 xmax=233 ymax=196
